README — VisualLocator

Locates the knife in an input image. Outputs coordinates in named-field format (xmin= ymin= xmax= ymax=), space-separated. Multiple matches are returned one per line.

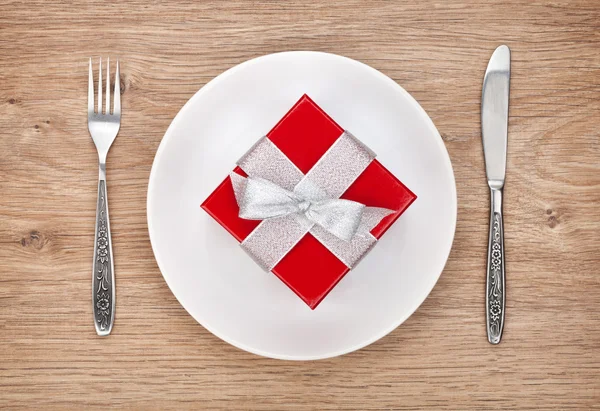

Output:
xmin=481 ymin=45 xmax=510 ymax=344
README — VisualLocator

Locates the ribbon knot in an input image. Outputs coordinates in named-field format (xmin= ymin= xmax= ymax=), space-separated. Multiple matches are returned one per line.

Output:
xmin=232 ymin=174 xmax=393 ymax=242
xmin=297 ymin=200 xmax=311 ymax=213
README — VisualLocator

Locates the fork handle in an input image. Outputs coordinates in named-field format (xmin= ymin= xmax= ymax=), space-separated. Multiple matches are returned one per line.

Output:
xmin=486 ymin=187 xmax=505 ymax=344
xmin=92 ymin=174 xmax=115 ymax=336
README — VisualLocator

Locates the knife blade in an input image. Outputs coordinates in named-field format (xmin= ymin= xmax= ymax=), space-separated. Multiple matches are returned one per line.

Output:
xmin=481 ymin=45 xmax=510 ymax=344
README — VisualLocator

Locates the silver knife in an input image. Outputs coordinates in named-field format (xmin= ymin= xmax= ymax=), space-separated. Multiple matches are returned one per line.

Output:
xmin=481 ymin=45 xmax=510 ymax=344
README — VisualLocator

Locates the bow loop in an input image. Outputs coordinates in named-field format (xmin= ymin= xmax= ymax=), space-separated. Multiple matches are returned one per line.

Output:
xmin=230 ymin=173 xmax=393 ymax=242
xmin=305 ymin=199 xmax=365 ymax=241
xmin=236 ymin=176 xmax=302 ymax=220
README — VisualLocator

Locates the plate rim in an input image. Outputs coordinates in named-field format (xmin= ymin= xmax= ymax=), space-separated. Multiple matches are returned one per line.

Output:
xmin=147 ymin=50 xmax=457 ymax=360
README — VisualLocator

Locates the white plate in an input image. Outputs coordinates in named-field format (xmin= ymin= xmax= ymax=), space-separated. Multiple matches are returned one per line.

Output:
xmin=147 ymin=51 xmax=456 ymax=360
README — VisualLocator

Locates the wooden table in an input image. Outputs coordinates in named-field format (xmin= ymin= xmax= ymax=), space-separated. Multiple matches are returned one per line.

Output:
xmin=1 ymin=1 xmax=598 ymax=409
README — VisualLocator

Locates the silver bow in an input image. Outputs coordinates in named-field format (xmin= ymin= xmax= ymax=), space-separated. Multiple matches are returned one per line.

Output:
xmin=231 ymin=174 xmax=393 ymax=242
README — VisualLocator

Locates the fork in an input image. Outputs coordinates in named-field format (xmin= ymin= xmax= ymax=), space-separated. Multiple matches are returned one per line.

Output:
xmin=88 ymin=57 xmax=121 ymax=336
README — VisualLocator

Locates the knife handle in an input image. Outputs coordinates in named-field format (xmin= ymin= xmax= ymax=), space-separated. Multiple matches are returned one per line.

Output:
xmin=486 ymin=187 xmax=505 ymax=344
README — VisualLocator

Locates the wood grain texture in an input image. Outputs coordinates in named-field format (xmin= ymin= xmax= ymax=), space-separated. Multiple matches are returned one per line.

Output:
xmin=1 ymin=0 xmax=599 ymax=409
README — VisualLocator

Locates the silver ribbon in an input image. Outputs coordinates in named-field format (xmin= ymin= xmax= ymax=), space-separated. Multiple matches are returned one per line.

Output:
xmin=231 ymin=131 xmax=395 ymax=271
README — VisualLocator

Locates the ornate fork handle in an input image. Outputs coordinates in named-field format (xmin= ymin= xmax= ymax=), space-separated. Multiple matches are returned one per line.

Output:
xmin=92 ymin=177 xmax=115 ymax=336
xmin=486 ymin=187 xmax=505 ymax=344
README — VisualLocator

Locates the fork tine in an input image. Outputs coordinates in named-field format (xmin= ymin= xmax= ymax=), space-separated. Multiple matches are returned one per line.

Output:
xmin=113 ymin=60 xmax=121 ymax=116
xmin=98 ymin=58 xmax=102 ymax=114
xmin=88 ymin=58 xmax=94 ymax=115
xmin=105 ymin=57 xmax=110 ymax=114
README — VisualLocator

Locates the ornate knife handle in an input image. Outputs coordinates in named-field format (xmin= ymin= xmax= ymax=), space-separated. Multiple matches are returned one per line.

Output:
xmin=92 ymin=179 xmax=115 ymax=336
xmin=486 ymin=187 xmax=505 ymax=344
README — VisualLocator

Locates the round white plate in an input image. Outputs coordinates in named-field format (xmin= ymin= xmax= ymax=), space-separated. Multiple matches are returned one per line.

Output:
xmin=147 ymin=51 xmax=456 ymax=360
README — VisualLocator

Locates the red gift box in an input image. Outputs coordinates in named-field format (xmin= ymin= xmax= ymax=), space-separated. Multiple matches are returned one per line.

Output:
xmin=202 ymin=95 xmax=416 ymax=309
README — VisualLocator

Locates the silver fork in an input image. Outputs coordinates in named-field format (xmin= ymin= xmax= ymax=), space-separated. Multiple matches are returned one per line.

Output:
xmin=88 ymin=57 xmax=121 ymax=336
